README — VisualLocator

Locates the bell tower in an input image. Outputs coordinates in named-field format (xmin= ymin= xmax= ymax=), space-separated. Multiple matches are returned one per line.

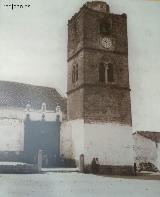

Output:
xmin=67 ymin=1 xmax=131 ymax=125
xmin=66 ymin=1 xmax=134 ymax=175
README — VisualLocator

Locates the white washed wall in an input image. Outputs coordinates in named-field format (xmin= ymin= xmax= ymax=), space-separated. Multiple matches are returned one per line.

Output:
xmin=0 ymin=107 xmax=61 ymax=152
xmin=61 ymin=119 xmax=84 ymax=163
xmin=0 ymin=118 xmax=24 ymax=151
xmin=24 ymin=110 xmax=62 ymax=121
xmin=60 ymin=121 xmax=73 ymax=159
xmin=133 ymin=134 xmax=157 ymax=166
xmin=70 ymin=119 xmax=84 ymax=163
xmin=61 ymin=120 xmax=134 ymax=166
xmin=0 ymin=107 xmax=62 ymax=122
xmin=84 ymin=123 xmax=134 ymax=165
xmin=0 ymin=107 xmax=24 ymax=120
xmin=157 ymin=144 xmax=160 ymax=170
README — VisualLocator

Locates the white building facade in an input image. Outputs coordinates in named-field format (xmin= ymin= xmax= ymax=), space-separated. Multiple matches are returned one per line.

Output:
xmin=133 ymin=132 xmax=160 ymax=171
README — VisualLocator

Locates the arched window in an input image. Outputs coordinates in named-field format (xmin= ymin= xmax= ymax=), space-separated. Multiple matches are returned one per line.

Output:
xmin=72 ymin=64 xmax=78 ymax=83
xmin=107 ymin=63 xmax=114 ymax=82
xmin=72 ymin=66 xmax=75 ymax=83
xmin=99 ymin=63 xmax=105 ymax=82
xmin=75 ymin=64 xmax=78 ymax=81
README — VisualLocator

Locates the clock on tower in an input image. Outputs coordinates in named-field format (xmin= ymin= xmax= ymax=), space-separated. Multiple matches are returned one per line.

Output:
xmin=101 ymin=37 xmax=112 ymax=48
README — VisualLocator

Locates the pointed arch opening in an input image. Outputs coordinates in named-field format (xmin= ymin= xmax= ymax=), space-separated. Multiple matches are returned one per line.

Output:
xmin=99 ymin=63 xmax=105 ymax=83
xmin=107 ymin=63 xmax=114 ymax=82
xmin=72 ymin=64 xmax=78 ymax=83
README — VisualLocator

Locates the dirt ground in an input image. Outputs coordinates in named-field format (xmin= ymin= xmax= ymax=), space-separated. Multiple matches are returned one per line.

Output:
xmin=0 ymin=171 xmax=159 ymax=197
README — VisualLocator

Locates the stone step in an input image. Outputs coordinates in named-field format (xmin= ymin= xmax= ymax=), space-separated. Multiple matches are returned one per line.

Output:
xmin=42 ymin=168 xmax=79 ymax=173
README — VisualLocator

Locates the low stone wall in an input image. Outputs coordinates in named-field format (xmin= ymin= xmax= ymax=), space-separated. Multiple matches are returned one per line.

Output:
xmin=0 ymin=163 xmax=38 ymax=174
xmin=84 ymin=165 xmax=135 ymax=176
xmin=99 ymin=165 xmax=135 ymax=175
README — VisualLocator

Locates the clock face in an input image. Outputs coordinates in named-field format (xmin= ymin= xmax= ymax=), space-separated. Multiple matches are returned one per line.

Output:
xmin=101 ymin=37 xmax=112 ymax=49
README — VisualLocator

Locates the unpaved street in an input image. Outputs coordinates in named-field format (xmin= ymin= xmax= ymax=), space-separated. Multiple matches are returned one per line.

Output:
xmin=0 ymin=172 xmax=160 ymax=197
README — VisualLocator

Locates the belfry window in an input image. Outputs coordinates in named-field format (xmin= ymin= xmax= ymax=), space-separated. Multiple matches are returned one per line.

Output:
xmin=99 ymin=63 xmax=105 ymax=82
xmin=100 ymin=18 xmax=112 ymax=35
xmin=107 ymin=63 xmax=114 ymax=82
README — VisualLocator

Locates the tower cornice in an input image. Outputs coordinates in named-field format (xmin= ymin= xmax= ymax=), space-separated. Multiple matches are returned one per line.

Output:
xmin=67 ymin=83 xmax=130 ymax=95
xmin=67 ymin=47 xmax=128 ymax=62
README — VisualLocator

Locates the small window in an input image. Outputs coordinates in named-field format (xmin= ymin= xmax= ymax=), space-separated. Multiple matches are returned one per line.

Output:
xmin=72 ymin=66 xmax=75 ymax=83
xmin=107 ymin=63 xmax=114 ymax=82
xmin=99 ymin=63 xmax=105 ymax=82
xmin=75 ymin=64 xmax=78 ymax=81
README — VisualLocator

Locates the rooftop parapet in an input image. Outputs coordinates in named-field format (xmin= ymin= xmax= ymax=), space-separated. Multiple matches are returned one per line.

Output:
xmin=68 ymin=1 xmax=110 ymax=25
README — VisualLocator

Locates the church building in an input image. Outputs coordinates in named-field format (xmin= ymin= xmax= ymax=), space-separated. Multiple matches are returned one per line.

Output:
xmin=0 ymin=80 xmax=66 ymax=167
xmin=2 ymin=1 xmax=159 ymax=175
xmin=61 ymin=1 xmax=135 ymax=175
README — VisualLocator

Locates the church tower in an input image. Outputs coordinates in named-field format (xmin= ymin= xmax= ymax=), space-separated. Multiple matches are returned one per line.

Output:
xmin=66 ymin=1 xmax=134 ymax=175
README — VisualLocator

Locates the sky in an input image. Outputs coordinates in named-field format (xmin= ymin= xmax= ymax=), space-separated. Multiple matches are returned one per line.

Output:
xmin=0 ymin=0 xmax=160 ymax=132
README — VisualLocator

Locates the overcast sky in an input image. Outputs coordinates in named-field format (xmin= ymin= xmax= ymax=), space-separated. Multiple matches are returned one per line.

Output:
xmin=0 ymin=0 xmax=160 ymax=132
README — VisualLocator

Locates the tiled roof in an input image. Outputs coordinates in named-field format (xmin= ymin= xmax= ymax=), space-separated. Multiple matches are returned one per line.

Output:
xmin=134 ymin=131 xmax=160 ymax=143
xmin=0 ymin=81 xmax=67 ymax=112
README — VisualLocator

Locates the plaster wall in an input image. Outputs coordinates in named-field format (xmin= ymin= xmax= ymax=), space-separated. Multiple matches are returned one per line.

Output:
xmin=0 ymin=118 xmax=24 ymax=151
xmin=0 ymin=107 xmax=62 ymax=122
xmin=0 ymin=107 xmax=24 ymax=119
xmin=60 ymin=121 xmax=73 ymax=159
xmin=133 ymin=134 xmax=157 ymax=164
xmin=133 ymin=134 xmax=160 ymax=170
xmin=157 ymin=143 xmax=160 ymax=170
xmin=84 ymin=122 xmax=134 ymax=165
xmin=0 ymin=107 xmax=61 ymax=152
xmin=61 ymin=119 xmax=84 ymax=164
xmin=61 ymin=120 xmax=134 ymax=167
xmin=70 ymin=119 xmax=84 ymax=164
xmin=25 ymin=110 xmax=62 ymax=121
